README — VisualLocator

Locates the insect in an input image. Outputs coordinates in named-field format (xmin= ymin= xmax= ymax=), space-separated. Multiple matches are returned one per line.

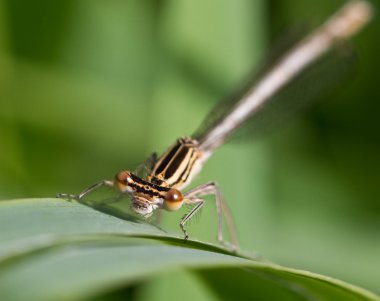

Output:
xmin=57 ymin=1 xmax=372 ymax=251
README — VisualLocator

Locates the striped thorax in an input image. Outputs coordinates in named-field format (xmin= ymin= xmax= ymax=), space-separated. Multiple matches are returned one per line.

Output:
xmin=147 ymin=137 xmax=204 ymax=190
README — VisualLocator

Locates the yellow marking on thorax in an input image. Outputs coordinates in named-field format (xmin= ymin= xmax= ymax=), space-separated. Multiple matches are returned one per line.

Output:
xmin=147 ymin=137 xmax=204 ymax=189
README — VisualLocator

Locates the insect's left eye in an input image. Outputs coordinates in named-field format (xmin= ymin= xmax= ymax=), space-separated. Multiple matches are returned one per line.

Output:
xmin=163 ymin=189 xmax=184 ymax=211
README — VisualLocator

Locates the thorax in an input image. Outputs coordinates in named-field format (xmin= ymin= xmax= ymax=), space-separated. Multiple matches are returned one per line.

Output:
xmin=147 ymin=136 xmax=204 ymax=190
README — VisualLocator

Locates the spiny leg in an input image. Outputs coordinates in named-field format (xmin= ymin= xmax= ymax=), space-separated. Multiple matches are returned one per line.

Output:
xmin=184 ymin=182 xmax=223 ymax=242
xmin=56 ymin=180 xmax=114 ymax=200
xmin=183 ymin=182 xmax=239 ymax=250
xmin=180 ymin=198 xmax=205 ymax=240
xmin=152 ymin=207 xmax=163 ymax=226
xmin=219 ymin=198 xmax=239 ymax=251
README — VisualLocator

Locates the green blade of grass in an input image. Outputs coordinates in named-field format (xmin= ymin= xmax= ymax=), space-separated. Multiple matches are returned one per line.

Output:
xmin=0 ymin=198 xmax=378 ymax=301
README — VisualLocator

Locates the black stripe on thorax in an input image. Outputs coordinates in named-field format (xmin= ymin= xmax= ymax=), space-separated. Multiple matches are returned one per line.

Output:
xmin=171 ymin=149 xmax=197 ymax=187
xmin=164 ymin=145 xmax=191 ymax=179
xmin=154 ymin=142 xmax=181 ymax=175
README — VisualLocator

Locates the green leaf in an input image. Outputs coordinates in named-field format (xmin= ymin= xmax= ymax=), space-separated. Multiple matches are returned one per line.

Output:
xmin=0 ymin=198 xmax=378 ymax=301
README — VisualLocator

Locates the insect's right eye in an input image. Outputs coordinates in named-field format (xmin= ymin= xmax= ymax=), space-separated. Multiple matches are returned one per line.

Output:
xmin=115 ymin=170 xmax=133 ymax=191
xmin=116 ymin=170 xmax=132 ymax=183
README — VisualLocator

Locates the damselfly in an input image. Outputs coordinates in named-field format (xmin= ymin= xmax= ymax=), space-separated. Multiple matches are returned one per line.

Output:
xmin=57 ymin=1 xmax=372 ymax=251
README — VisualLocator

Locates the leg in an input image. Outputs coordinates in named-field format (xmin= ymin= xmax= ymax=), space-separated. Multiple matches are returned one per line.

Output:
xmin=180 ymin=198 xmax=205 ymax=240
xmin=153 ymin=207 xmax=163 ymax=225
xmin=183 ymin=182 xmax=239 ymax=250
xmin=56 ymin=180 xmax=114 ymax=200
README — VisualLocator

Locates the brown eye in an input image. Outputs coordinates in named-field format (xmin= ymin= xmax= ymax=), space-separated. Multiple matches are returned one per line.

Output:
xmin=165 ymin=188 xmax=183 ymax=202
xmin=164 ymin=189 xmax=184 ymax=211
xmin=115 ymin=170 xmax=132 ymax=183
xmin=115 ymin=170 xmax=132 ymax=191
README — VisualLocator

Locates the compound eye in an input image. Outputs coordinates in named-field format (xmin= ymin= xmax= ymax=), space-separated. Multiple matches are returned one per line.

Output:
xmin=115 ymin=170 xmax=132 ymax=191
xmin=116 ymin=170 xmax=132 ymax=183
xmin=164 ymin=189 xmax=184 ymax=211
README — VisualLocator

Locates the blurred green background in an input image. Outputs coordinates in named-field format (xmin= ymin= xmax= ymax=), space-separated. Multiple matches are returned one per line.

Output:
xmin=0 ymin=0 xmax=379 ymax=299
